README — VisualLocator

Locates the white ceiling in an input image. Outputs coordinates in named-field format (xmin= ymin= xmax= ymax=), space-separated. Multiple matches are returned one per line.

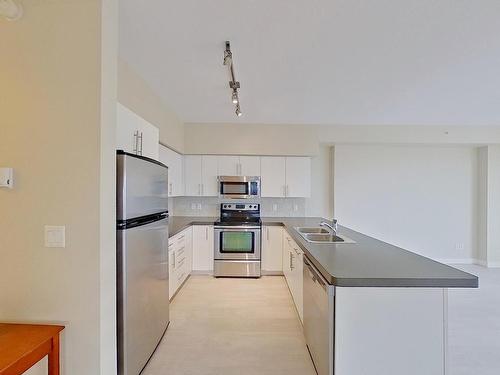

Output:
xmin=119 ymin=0 xmax=500 ymax=126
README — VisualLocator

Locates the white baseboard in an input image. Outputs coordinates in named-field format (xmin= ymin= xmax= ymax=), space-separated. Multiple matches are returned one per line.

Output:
xmin=436 ymin=258 xmax=500 ymax=268
xmin=435 ymin=258 xmax=476 ymax=265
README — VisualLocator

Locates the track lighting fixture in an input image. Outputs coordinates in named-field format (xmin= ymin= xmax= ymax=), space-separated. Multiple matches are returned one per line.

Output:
xmin=223 ymin=41 xmax=242 ymax=117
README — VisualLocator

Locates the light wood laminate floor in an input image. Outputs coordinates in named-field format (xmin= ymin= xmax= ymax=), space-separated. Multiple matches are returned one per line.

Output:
xmin=143 ymin=275 xmax=316 ymax=375
xmin=144 ymin=267 xmax=500 ymax=375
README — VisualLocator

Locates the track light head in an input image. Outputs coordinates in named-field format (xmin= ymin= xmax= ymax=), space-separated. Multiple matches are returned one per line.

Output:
xmin=235 ymin=104 xmax=242 ymax=117
xmin=231 ymin=90 xmax=239 ymax=104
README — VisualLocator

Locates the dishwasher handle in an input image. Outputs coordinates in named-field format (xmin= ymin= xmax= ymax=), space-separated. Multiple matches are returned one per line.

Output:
xmin=304 ymin=257 xmax=328 ymax=291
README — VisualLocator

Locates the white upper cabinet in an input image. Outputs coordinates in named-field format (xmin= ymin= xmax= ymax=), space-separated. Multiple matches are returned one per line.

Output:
xmin=261 ymin=157 xmax=287 ymax=197
xmin=116 ymin=103 xmax=159 ymax=160
xmin=218 ymin=156 xmax=240 ymax=176
xmin=240 ymin=156 xmax=261 ymax=176
xmin=184 ymin=155 xmax=202 ymax=196
xmin=217 ymin=155 xmax=261 ymax=176
xmin=159 ymin=145 xmax=184 ymax=197
xmin=285 ymin=157 xmax=311 ymax=198
xmin=184 ymin=155 xmax=218 ymax=196
xmin=116 ymin=103 xmax=137 ymax=153
xmin=201 ymin=156 xmax=219 ymax=196
xmin=260 ymin=156 xmax=311 ymax=198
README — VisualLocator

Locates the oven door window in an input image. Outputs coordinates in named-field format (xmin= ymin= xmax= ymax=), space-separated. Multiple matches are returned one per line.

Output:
xmin=220 ymin=231 xmax=255 ymax=253
xmin=220 ymin=182 xmax=249 ymax=195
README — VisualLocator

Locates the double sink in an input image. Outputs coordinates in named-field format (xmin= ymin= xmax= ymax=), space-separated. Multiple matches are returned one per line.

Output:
xmin=295 ymin=227 xmax=356 ymax=244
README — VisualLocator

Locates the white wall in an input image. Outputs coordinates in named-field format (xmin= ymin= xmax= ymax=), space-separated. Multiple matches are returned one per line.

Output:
xmin=478 ymin=145 xmax=500 ymax=266
xmin=488 ymin=146 xmax=500 ymax=265
xmin=334 ymin=145 xmax=478 ymax=262
xmin=305 ymin=145 xmax=333 ymax=219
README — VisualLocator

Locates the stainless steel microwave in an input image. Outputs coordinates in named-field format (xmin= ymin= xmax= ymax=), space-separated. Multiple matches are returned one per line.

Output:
xmin=218 ymin=176 xmax=260 ymax=199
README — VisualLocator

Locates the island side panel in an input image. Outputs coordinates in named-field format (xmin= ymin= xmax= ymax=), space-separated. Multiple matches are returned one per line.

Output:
xmin=334 ymin=287 xmax=447 ymax=375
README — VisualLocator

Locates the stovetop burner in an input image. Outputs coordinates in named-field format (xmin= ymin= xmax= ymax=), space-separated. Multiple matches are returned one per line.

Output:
xmin=216 ymin=203 xmax=261 ymax=227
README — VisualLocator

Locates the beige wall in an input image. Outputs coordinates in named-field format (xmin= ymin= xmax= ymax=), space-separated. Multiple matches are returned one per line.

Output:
xmin=0 ymin=1 xmax=116 ymax=374
xmin=184 ymin=123 xmax=319 ymax=155
xmin=184 ymin=123 xmax=500 ymax=156
xmin=118 ymin=58 xmax=184 ymax=152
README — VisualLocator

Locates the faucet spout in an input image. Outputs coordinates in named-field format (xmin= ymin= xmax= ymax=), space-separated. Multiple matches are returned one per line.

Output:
xmin=320 ymin=220 xmax=338 ymax=235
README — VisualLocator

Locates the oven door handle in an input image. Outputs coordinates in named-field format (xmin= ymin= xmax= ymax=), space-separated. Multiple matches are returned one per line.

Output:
xmin=214 ymin=226 xmax=260 ymax=231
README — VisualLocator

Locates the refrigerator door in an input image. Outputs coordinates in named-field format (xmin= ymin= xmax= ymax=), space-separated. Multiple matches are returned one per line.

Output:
xmin=117 ymin=216 xmax=169 ymax=375
xmin=117 ymin=151 xmax=168 ymax=221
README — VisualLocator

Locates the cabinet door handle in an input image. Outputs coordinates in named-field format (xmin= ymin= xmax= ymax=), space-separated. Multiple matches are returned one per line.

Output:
xmin=133 ymin=131 xmax=139 ymax=154
xmin=289 ymin=252 xmax=294 ymax=270
xmin=267 ymin=227 xmax=269 ymax=241
xmin=172 ymin=251 xmax=176 ymax=269
xmin=139 ymin=132 xmax=143 ymax=155
xmin=205 ymin=227 xmax=208 ymax=240
xmin=169 ymin=183 xmax=173 ymax=195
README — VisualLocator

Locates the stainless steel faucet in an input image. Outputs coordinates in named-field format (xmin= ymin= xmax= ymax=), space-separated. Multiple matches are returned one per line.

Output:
xmin=320 ymin=219 xmax=338 ymax=235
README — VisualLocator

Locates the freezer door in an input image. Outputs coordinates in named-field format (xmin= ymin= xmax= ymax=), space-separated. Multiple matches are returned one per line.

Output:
xmin=117 ymin=217 xmax=169 ymax=375
xmin=117 ymin=152 xmax=168 ymax=221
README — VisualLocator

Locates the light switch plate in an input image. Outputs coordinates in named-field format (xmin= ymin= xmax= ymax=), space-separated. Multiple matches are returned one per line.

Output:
xmin=45 ymin=225 xmax=66 ymax=248
xmin=0 ymin=168 xmax=13 ymax=189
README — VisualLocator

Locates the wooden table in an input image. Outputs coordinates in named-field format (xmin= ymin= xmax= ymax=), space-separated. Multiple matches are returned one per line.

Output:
xmin=0 ymin=324 xmax=64 ymax=375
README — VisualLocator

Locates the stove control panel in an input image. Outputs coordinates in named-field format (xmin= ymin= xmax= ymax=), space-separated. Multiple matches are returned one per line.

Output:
xmin=221 ymin=203 xmax=260 ymax=211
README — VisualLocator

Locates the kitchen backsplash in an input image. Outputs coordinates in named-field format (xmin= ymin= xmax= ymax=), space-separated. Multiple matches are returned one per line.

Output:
xmin=170 ymin=197 xmax=306 ymax=217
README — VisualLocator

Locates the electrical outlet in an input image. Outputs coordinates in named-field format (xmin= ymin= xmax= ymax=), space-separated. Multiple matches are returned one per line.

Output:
xmin=455 ymin=243 xmax=465 ymax=251
xmin=272 ymin=204 xmax=278 ymax=212
xmin=191 ymin=203 xmax=196 ymax=210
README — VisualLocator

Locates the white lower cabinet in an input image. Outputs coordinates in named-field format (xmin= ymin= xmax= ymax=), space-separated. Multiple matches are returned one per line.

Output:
xmin=192 ymin=225 xmax=214 ymax=272
xmin=262 ymin=226 xmax=283 ymax=273
xmin=169 ymin=227 xmax=193 ymax=300
xmin=283 ymin=230 xmax=304 ymax=323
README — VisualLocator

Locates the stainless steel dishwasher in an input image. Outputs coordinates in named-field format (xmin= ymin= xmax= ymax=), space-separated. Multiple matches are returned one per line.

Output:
xmin=303 ymin=256 xmax=335 ymax=375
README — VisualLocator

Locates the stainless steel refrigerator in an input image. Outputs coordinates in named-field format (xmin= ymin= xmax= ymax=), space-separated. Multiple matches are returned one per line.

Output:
xmin=116 ymin=150 xmax=170 ymax=375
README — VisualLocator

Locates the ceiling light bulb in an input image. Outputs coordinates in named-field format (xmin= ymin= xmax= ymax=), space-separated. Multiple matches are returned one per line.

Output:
xmin=235 ymin=105 xmax=242 ymax=117
xmin=232 ymin=91 xmax=239 ymax=104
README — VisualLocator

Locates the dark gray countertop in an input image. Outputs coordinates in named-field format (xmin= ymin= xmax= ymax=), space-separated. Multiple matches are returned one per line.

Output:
xmin=263 ymin=217 xmax=478 ymax=288
xmin=169 ymin=216 xmax=478 ymax=288
xmin=168 ymin=216 xmax=217 ymax=237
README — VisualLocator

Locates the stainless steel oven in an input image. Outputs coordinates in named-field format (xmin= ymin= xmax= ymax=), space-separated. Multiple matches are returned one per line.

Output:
xmin=214 ymin=225 xmax=261 ymax=261
xmin=218 ymin=176 xmax=260 ymax=199
xmin=214 ymin=203 xmax=262 ymax=277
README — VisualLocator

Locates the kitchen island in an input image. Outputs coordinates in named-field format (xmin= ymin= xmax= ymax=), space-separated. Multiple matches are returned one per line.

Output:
xmin=169 ymin=216 xmax=478 ymax=375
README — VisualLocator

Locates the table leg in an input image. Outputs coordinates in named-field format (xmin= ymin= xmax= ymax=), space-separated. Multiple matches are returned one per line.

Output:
xmin=48 ymin=334 xmax=60 ymax=375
